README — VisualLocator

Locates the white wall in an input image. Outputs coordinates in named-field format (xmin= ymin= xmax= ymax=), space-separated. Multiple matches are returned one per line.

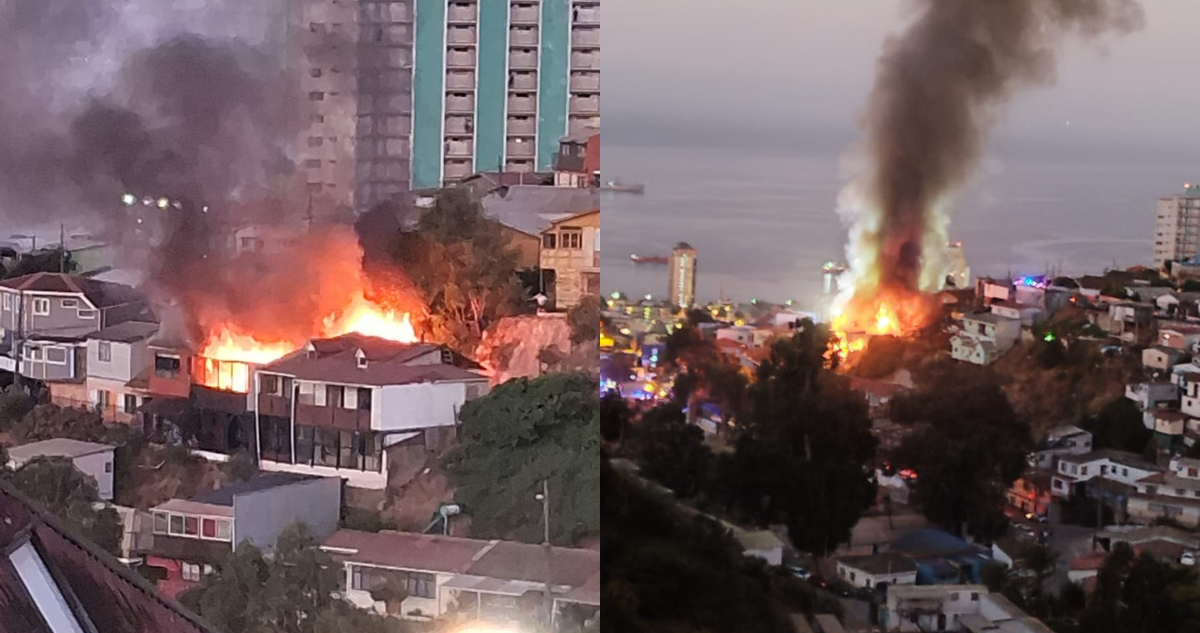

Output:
xmin=259 ymin=460 xmax=388 ymax=490
xmin=376 ymin=380 xmax=485 ymax=432
xmin=75 ymin=451 xmax=113 ymax=501
xmin=86 ymin=339 xmax=145 ymax=382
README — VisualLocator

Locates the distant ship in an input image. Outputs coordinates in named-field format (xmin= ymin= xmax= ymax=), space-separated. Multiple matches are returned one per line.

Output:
xmin=630 ymin=254 xmax=668 ymax=265
xmin=601 ymin=178 xmax=645 ymax=194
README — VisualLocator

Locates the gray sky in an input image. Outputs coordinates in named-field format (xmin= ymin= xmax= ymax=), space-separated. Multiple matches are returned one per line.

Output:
xmin=605 ymin=0 xmax=1200 ymax=156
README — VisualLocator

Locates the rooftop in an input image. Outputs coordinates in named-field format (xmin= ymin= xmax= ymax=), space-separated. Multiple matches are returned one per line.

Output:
xmin=90 ymin=321 xmax=159 ymax=344
xmin=153 ymin=473 xmax=325 ymax=516
xmin=891 ymin=529 xmax=981 ymax=559
xmin=0 ymin=479 xmax=216 ymax=633
xmin=482 ymin=185 xmax=599 ymax=236
xmin=7 ymin=439 xmax=114 ymax=463
xmin=260 ymin=334 xmax=485 ymax=387
xmin=836 ymin=552 xmax=918 ymax=576
xmin=0 ymin=272 xmax=142 ymax=308
xmin=1058 ymin=449 xmax=1162 ymax=471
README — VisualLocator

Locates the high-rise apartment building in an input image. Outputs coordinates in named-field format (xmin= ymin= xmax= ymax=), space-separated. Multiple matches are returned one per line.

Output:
xmin=1154 ymin=184 xmax=1200 ymax=270
xmin=412 ymin=0 xmax=601 ymax=187
xmin=669 ymin=243 xmax=697 ymax=309
xmin=291 ymin=0 xmax=600 ymax=216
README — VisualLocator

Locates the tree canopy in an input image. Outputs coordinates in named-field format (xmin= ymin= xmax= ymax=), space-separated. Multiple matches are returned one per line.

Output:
xmin=391 ymin=187 xmax=526 ymax=351
xmin=1082 ymin=397 xmax=1153 ymax=454
xmin=180 ymin=523 xmax=404 ymax=633
xmin=628 ymin=405 xmax=713 ymax=498
xmin=444 ymin=372 xmax=600 ymax=545
xmin=6 ymin=456 xmax=123 ymax=555
xmin=892 ymin=372 xmax=1033 ymax=540
xmin=1077 ymin=543 xmax=1200 ymax=633
xmin=662 ymin=323 xmax=748 ymax=420
xmin=713 ymin=324 xmax=878 ymax=556
xmin=602 ymin=458 xmax=824 ymax=633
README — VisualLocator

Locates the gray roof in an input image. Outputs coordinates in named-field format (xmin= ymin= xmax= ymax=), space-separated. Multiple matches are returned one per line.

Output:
xmin=8 ymin=439 xmax=114 ymax=462
xmin=482 ymin=186 xmax=599 ymax=236
xmin=1058 ymin=449 xmax=1163 ymax=471
xmin=561 ymin=126 xmax=599 ymax=144
xmin=91 ymin=321 xmax=159 ymax=343
xmin=837 ymin=552 xmax=918 ymax=576
xmin=189 ymin=473 xmax=325 ymax=507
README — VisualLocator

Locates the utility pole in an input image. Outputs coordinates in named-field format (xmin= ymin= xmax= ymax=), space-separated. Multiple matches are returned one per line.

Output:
xmin=537 ymin=479 xmax=554 ymax=629
xmin=58 ymin=223 xmax=65 ymax=274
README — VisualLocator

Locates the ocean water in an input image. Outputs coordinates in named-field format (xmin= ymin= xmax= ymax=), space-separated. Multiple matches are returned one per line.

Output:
xmin=600 ymin=143 xmax=1189 ymax=310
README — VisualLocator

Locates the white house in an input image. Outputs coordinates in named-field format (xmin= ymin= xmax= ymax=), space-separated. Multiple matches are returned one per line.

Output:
xmin=83 ymin=321 xmax=159 ymax=424
xmin=322 ymin=529 xmax=600 ymax=627
xmin=951 ymin=312 xmax=1021 ymax=365
xmin=1159 ymin=324 xmax=1200 ymax=353
xmin=1126 ymin=381 xmax=1180 ymax=412
xmin=1144 ymin=346 xmax=1189 ymax=374
xmin=1178 ymin=374 xmax=1200 ymax=417
xmin=253 ymin=334 xmax=490 ymax=489
xmin=1150 ymin=409 xmax=1187 ymax=437
xmin=1032 ymin=425 xmax=1093 ymax=470
xmin=715 ymin=325 xmax=772 ymax=349
xmin=835 ymin=552 xmax=918 ymax=589
xmin=882 ymin=585 xmax=1053 ymax=633
xmin=7 ymin=439 xmax=115 ymax=500
xmin=989 ymin=301 xmax=1045 ymax=327
xmin=1050 ymin=450 xmax=1162 ymax=499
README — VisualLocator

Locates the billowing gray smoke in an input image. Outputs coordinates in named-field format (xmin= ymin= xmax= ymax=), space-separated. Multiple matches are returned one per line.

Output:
xmin=843 ymin=0 xmax=1143 ymax=298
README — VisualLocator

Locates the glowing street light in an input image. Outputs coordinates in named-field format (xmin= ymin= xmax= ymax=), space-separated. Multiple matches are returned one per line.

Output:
xmin=121 ymin=193 xmax=136 ymax=206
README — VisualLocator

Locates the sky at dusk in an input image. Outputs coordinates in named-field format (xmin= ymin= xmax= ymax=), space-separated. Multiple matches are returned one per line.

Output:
xmin=604 ymin=0 xmax=1200 ymax=157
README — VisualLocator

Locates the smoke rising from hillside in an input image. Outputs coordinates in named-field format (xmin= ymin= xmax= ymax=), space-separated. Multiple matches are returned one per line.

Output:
xmin=838 ymin=0 xmax=1143 ymax=306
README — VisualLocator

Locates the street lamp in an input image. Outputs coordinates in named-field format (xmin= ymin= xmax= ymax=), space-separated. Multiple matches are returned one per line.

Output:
xmin=536 ymin=480 xmax=553 ymax=628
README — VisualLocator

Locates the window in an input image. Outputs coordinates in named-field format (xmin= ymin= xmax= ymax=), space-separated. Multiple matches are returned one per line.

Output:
xmin=77 ymin=309 xmax=96 ymax=320
xmin=61 ymin=299 xmax=78 ymax=308
xmin=123 ymin=394 xmax=137 ymax=414
xmin=98 ymin=341 xmax=111 ymax=362
xmin=1123 ymin=468 xmax=1129 ymax=476
xmin=971 ymin=592 xmax=979 ymax=601
xmin=542 ymin=233 xmax=556 ymax=249
xmin=155 ymin=354 xmax=181 ymax=376
xmin=44 ymin=347 xmax=67 ymax=364
xmin=295 ymin=425 xmax=315 ymax=466
xmin=407 ymin=572 xmax=436 ymax=599
xmin=310 ymin=68 xmax=323 ymax=78
xmin=351 ymin=565 xmax=365 ymax=591
xmin=169 ymin=514 xmax=185 ymax=536
xmin=339 ymin=430 xmax=355 ymax=469
xmin=1 ymin=293 xmax=8 ymax=310
xmin=184 ymin=516 xmax=199 ymax=536
xmin=1080 ymin=466 xmax=1088 ymax=476
xmin=308 ymin=136 xmax=324 ymax=147
xmin=104 ymin=462 xmax=112 ymax=473
xmin=215 ymin=519 xmax=232 ymax=541
xmin=312 ymin=114 xmax=326 ymax=124
xmin=1100 ymin=465 xmax=1107 ymax=475
xmin=357 ymin=388 xmax=372 ymax=411
xmin=950 ymin=592 xmax=959 ymax=601
xmin=309 ymin=91 xmax=325 ymax=101
xmin=96 ymin=390 xmax=111 ymax=409
xmin=32 ymin=298 xmax=49 ymax=316
xmin=316 ymin=428 xmax=340 ymax=467
xmin=1190 ymin=467 xmax=1198 ymax=477
xmin=202 ymin=518 xmax=217 ymax=539
xmin=153 ymin=512 xmax=168 ymax=534
xmin=182 ymin=563 xmax=202 ymax=582
xmin=560 ymin=229 xmax=583 ymax=249
xmin=305 ymin=159 xmax=322 ymax=169
xmin=327 ymin=385 xmax=346 ymax=408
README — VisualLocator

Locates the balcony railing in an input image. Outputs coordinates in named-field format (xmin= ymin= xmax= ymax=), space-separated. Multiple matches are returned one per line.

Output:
xmin=509 ymin=52 xmax=538 ymax=70
xmin=447 ymin=3 xmax=476 ymax=24
xmin=447 ymin=28 xmax=476 ymax=45
xmin=510 ymin=29 xmax=538 ymax=47
xmin=506 ymin=118 xmax=536 ymax=135
xmin=446 ymin=140 xmax=474 ymax=158
xmin=445 ymin=160 xmax=474 ymax=181
xmin=573 ymin=8 xmax=600 ymax=25
xmin=509 ymin=72 xmax=538 ymax=91
xmin=507 ymin=140 xmax=535 ymax=159
xmin=511 ymin=6 xmax=539 ymax=24
xmin=570 ymin=96 xmax=599 ymax=115
xmin=571 ymin=30 xmax=600 ymax=47
xmin=446 ymin=51 xmax=475 ymax=69
xmin=446 ymin=115 xmax=474 ymax=135
xmin=295 ymin=403 xmax=372 ymax=431
xmin=570 ymin=54 xmax=599 ymax=71
xmin=446 ymin=96 xmax=475 ymax=114
xmin=570 ymin=73 xmax=600 ymax=92
xmin=507 ymin=98 xmax=536 ymax=115
xmin=446 ymin=71 xmax=475 ymax=90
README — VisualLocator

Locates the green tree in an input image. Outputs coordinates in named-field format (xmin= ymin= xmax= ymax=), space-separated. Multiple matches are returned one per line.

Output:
xmin=602 ymin=458 xmax=805 ymax=633
xmin=444 ymin=372 xmax=600 ymax=545
xmin=1079 ymin=543 xmax=1200 ymax=633
xmin=600 ymin=392 xmax=632 ymax=444
xmin=7 ymin=456 xmax=122 ymax=555
xmin=629 ymin=404 xmax=713 ymax=498
xmin=0 ymin=384 xmax=35 ymax=429
xmin=717 ymin=326 xmax=878 ymax=556
xmin=3 ymin=248 xmax=76 ymax=279
xmin=1083 ymin=397 xmax=1153 ymax=453
xmin=222 ymin=450 xmax=258 ymax=482
xmin=181 ymin=523 xmax=402 ymax=633
xmin=567 ymin=295 xmax=601 ymax=347
xmin=13 ymin=403 xmax=106 ymax=443
xmin=662 ymin=323 xmax=748 ymax=420
xmin=892 ymin=374 xmax=1032 ymax=540
xmin=392 ymin=187 xmax=526 ymax=351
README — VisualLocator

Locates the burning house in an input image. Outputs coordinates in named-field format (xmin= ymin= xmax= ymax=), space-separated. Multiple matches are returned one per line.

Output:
xmin=253 ymin=334 xmax=489 ymax=490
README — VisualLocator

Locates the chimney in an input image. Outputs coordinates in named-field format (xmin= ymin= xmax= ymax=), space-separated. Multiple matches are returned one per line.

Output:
xmin=355 ymin=349 xmax=368 ymax=369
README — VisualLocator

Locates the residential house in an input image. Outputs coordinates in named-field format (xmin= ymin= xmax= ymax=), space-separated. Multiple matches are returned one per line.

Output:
xmin=848 ymin=376 xmax=912 ymax=421
xmin=322 ymin=529 xmax=600 ymax=628
xmin=1107 ymin=302 xmax=1155 ymax=342
xmin=1067 ymin=553 xmax=1106 ymax=588
xmin=1158 ymin=292 xmax=1200 ymax=320
xmin=482 ymin=184 xmax=598 ymax=272
xmin=881 ymin=585 xmax=1054 ymax=633
xmin=1007 ymin=470 xmax=1053 ymax=518
xmin=1126 ymin=381 xmax=1180 ymax=412
xmin=253 ymin=334 xmax=489 ymax=490
xmin=1031 ymin=425 xmax=1093 ymax=470
xmin=888 ymin=529 xmax=992 ymax=585
xmin=1159 ymin=324 xmax=1200 ymax=352
xmin=1149 ymin=409 xmax=1187 ymax=446
xmin=1050 ymin=450 xmax=1163 ymax=508
xmin=0 ymin=273 xmax=147 ymax=388
xmin=1143 ymin=345 xmax=1189 ymax=374
xmin=835 ymin=552 xmax=919 ymax=590
xmin=715 ymin=325 xmax=773 ymax=349
xmin=989 ymin=301 xmax=1045 ymax=327
xmin=1126 ymin=456 xmax=1200 ymax=528
xmin=7 ymin=439 xmax=115 ymax=501
xmin=553 ymin=127 xmax=600 ymax=189
xmin=145 ymin=473 xmax=341 ymax=597
xmin=80 ymin=320 xmax=159 ymax=424
xmin=539 ymin=208 xmax=600 ymax=310
xmin=976 ymin=278 xmax=1013 ymax=306
xmin=1094 ymin=525 xmax=1200 ymax=561
xmin=0 ymin=479 xmax=219 ymax=633
xmin=951 ymin=312 xmax=1021 ymax=366
xmin=728 ymin=524 xmax=784 ymax=565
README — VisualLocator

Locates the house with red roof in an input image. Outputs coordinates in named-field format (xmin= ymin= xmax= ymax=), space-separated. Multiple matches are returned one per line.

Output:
xmin=253 ymin=334 xmax=489 ymax=489
xmin=321 ymin=529 xmax=600 ymax=628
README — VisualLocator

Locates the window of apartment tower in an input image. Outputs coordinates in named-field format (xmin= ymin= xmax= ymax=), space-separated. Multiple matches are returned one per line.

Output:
xmin=308 ymin=92 xmax=325 ymax=101
xmin=310 ymin=68 xmax=322 ymax=78
xmin=560 ymin=229 xmax=583 ymax=249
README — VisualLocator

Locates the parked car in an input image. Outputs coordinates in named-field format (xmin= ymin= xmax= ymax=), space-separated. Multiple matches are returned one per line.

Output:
xmin=785 ymin=563 xmax=812 ymax=580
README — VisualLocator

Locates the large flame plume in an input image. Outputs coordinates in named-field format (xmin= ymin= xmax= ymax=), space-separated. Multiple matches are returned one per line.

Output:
xmin=831 ymin=0 xmax=1142 ymax=355
xmin=182 ymin=225 xmax=423 ymax=392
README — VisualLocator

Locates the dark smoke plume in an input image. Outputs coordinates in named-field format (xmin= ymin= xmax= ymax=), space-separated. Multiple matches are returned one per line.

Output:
xmin=849 ymin=0 xmax=1143 ymax=294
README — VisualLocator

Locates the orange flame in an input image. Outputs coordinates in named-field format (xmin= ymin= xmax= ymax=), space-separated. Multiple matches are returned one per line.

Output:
xmin=829 ymin=289 xmax=936 ymax=363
